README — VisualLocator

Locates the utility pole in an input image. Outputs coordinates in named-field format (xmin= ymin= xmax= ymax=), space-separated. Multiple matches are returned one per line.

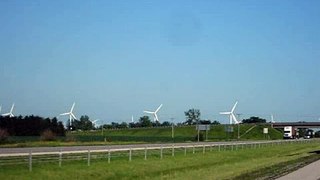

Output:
xmin=237 ymin=114 xmax=242 ymax=140
xmin=170 ymin=118 xmax=175 ymax=140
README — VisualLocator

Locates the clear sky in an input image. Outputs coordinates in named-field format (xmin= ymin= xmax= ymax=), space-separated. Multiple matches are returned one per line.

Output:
xmin=0 ymin=0 xmax=319 ymax=124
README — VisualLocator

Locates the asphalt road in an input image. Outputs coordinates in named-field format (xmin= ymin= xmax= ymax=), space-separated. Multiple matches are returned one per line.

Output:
xmin=276 ymin=159 xmax=320 ymax=180
xmin=0 ymin=140 xmax=295 ymax=157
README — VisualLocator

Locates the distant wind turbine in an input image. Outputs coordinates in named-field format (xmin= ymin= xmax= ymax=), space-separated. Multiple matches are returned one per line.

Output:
xmin=59 ymin=102 xmax=77 ymax=129
xmin=220 ymin=101 xmax=239 ymax=124
xmin=91 ymin=119 xmax=99 ymax=128
xmin=271 ymin=114 xmax=275 ymax=123
xmin=131 ymin=115 xmax=134 ymax=123
xmin=144 ymin=104 xmax=163 ymax=122
xmin=2 ymin=103 xmax=15 ymax=118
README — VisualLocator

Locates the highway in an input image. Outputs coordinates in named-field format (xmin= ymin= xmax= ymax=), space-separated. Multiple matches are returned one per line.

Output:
xmin=277 ymin=159 xmax=320 ymax=180
xmin=0 ymin=139 xmax=300 ymax=157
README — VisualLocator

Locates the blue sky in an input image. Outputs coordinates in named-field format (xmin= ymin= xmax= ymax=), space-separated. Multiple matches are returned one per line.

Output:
xmin=0 ymin=0 xmax=319 ymax=124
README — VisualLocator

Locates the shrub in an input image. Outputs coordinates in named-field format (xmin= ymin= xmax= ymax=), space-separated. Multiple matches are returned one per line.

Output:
xmin=65 ymin=135 xmax=76 ymax=142
xmin=0 ymin=129 xmax=9 ymax=143
xmin=40 ymin=129 xmax=56 ymax=141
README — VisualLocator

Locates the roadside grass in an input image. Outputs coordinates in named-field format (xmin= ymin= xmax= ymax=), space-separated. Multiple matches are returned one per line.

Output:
xmin=0 ymin=141 xmax=319 ymax=179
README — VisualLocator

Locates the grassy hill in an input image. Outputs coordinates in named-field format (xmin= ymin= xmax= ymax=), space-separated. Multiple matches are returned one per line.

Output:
xmin=70 ymin=124 xmax=283 ymax=142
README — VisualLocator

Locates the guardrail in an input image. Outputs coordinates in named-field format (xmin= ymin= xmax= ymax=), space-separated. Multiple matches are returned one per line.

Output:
xmin=0 ymin=139 xmax=318 ymax=172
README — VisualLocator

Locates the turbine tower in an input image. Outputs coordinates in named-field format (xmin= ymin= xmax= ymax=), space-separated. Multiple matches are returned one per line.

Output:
xmin=2 ymin=103 xmax=15 ymax=118
xmin=60 ymin=102 xmax=77 ymax=129
xmin=0 ymin=105 xmax=1 ymax=114
xmin=220 ymin=101 xmax=239 ymax=124
xmin=144 ymin=104 xmax=163 ymax=122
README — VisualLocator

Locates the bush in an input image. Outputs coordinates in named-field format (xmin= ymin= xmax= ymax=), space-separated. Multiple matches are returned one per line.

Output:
xmin=0 ymin=129 xmax=9 ymax=143
xmin=40 ymin=129 xmax=56 ymax=141
xmin=65 ymin=135 xmax=76 ymax=142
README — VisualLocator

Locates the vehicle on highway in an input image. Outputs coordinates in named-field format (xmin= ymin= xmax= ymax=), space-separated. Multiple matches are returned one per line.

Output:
xmin=284 ymin=126 xmax=298 ymax=139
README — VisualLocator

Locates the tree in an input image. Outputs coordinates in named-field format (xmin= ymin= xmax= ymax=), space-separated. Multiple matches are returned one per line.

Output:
xmin=139 ymin=116 xmax=152 ymax=127
xmin=161 ymin=121 xmax=171 ymax=126
xmin=211 ymin=120 xmax=220 ymax=125
xmin=242 ymin=116 xmax=266 ymax=124
xmin=73 ymin=115 xmax=94 ymax=131
xmin=184 ymin=109 xmax=201 ymax=125
xmin=199 ymin=120 xmax=211 ymax=124
xmin=0 ymin=115 xmax=65 ymax=136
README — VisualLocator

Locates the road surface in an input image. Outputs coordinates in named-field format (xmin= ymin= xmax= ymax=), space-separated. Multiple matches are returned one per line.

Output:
xmin=277 ymin=159 xmax=320 ymax=180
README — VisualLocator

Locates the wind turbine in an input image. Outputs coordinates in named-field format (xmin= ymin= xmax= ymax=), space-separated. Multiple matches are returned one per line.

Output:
xmin=59 ymin=102 xmax=77 ymax=129
xmin=220 ymin=101 xmax=239 ymax=124
xmin=131 ymin=115 xmax=134 ymax=123
xmin=2 ymin=103 xmax=15 ymax=118
xmin=271 ymin=114 xmax=275 ymax=123
xmin=144 ymin=104 xmax=163 ymax=122
xmin=0 ymin=105 xmax=2 ymax=114
xmin=91 ymin=119 xmax=99 ymax=128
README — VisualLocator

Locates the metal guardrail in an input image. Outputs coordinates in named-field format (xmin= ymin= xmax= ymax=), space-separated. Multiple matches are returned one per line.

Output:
xmin=0 ymin=139 xmax=318 ymax=172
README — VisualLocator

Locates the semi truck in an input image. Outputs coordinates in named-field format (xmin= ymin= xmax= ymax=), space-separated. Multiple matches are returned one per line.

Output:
xmin=283 ymin=126 xmax=298 ymax=139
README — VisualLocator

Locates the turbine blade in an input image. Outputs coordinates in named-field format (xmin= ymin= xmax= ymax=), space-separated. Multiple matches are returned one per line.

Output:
xmin=155 ymin=104 xmax=163 ymax=113
xmin=71 ymin=113 xmax=77 ymax=120
xmin=2 ymin=113 xmax=9 ymax=116
xmin=231 ymin=113 xmax=239 ymax=124
xmin=220 ymin=112 xmax=231 ymax=115
xmin=144 ymin=111 xmax=154 ymax=114
xmin=155 ymin=114 xmax=159 ymax=122
xmin=231 ymin=101 xmax=238 ymax=113
xmin=60 ymin=112 xmax=69 ymax=116
xmin=70 ymin=102 xmax=75 ymax=112
xmin=10 ymin=103 xmax=15 ymax=113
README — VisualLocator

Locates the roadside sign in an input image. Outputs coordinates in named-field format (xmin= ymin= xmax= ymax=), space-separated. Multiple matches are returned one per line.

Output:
xmin=263 ymin=128 xmax=268 ymax=134
xmin=196 ymin=125 xmax=211 ymax=131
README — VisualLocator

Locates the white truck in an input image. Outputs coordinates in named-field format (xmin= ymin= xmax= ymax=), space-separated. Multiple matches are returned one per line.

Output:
xmin=283 ymin=126 xmax=297 ymax=139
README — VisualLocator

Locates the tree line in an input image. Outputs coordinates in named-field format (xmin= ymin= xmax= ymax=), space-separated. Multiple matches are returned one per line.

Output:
xmin=0 ymin=115 xmax=65 ymax=136
xmin=0 ymin=108 xmax=268 ymax=136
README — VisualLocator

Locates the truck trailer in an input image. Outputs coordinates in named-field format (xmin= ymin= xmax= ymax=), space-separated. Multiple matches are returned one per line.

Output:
xmin=283 ymin=126 xmax=297 ymax=139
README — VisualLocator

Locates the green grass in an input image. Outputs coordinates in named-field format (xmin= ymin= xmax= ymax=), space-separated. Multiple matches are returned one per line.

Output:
xmin=0 ymin=124 xmax=283 ymax=147
xmin=72 ymin=124 xmax=283 ymax=141
xmin=0 ymin=141 xmax=319 ymax=179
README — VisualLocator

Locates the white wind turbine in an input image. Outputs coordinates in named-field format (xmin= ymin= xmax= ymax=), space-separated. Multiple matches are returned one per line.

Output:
xmin=144 ymin=104 xmax=163 ymax=122
xmin=131 ymin=115 xmax=134 ymax=123
xmin=0 ymin=105 xmax=2 ymax=114
xmin=91 ymin=119 xmax=99 ymax=128
xmin=2 ymin=103 xmax=15 ymax=118
xmin=59 ymin=103 xmax=77 ymax=129
xmin=220 ymin=101 xmax=239 ymax=124
xmin=271 ymin=114 xmax=275 ymax=123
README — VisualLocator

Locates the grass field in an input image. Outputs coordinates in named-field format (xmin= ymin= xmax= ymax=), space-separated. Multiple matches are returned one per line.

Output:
xmin=0 ymin=124 xmax=283 ymax=147
xmin=0 ymin=141 xmax=319 ymax=179
xmin=72 ymin=124 xmax=283 ymax=141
